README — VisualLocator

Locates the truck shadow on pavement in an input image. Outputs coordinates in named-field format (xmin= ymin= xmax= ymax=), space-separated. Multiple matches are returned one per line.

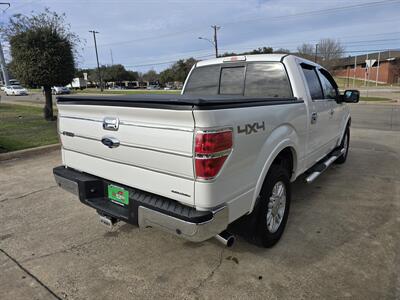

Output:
xmin=222 ymin=144 xmax=398 ymax=270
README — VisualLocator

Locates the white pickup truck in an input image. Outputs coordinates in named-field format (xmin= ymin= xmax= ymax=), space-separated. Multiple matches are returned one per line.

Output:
xmin=54 ymin=54 xmax=359 ymax=248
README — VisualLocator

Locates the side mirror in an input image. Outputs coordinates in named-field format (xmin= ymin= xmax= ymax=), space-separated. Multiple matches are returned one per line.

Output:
xmin=341 ymin=90 xmax=360 ymax=103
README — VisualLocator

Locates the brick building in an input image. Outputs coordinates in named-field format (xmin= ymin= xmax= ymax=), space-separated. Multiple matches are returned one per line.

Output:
xmin=333 ymin=50 xmax=400 ymax=84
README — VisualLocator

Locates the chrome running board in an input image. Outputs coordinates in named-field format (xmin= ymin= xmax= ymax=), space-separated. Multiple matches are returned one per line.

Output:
xmin=305 ymin=148 xmax=345 ymax=184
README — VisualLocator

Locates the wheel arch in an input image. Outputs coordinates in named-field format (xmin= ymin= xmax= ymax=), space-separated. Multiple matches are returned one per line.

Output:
xmin=249 ymin=140 xmax=299 ymax=213
xmin=339 ymin=116 xmax=351 ymax=145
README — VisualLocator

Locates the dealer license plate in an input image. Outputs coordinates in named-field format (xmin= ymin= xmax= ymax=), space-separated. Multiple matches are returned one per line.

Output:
xmin=107 ymin=184 xmax=129 ymax=206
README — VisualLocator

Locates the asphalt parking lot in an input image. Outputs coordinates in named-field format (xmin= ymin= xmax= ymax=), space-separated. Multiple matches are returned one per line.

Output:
xmin=1 ymin=104 xmax=399 ymax=299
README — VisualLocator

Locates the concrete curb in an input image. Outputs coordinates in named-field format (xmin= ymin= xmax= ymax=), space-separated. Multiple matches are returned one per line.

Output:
xmin=0 ymin=144 xmax=61 ymax=162
xmin=357 ymin=100 xmax=399 ymax=105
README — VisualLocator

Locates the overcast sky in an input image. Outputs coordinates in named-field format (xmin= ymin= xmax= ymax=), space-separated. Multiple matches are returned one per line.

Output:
xmin=3 ymin=0 xmax=400 ymax=72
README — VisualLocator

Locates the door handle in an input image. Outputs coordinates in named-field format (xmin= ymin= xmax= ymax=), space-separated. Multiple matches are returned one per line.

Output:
xmin=311 ymin=112 xmax=318 ymax=124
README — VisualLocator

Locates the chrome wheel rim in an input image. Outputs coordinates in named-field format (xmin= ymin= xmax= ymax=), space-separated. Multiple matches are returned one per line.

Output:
xmin=266 ymin=181 xmax=286 ymax=233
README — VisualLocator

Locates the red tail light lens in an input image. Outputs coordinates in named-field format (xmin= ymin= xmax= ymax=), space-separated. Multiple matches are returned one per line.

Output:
xmin=194 ymin=129 xmax=232 ymax=180
xmin=195 ymin=156 xmax=228 ymax=179
xmin=195 ymin=131 xmax=233 ymax=154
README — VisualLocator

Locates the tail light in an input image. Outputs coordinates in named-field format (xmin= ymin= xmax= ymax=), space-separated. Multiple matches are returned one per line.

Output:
xmin=194 ymin=129 xmax=233 ymax=180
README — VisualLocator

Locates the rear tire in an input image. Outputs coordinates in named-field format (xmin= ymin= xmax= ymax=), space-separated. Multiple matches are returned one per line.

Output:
xmin=248 ymin=164 xmax=291 ymax=248
xmin=335 ymin=126 xmax=350 ymax=164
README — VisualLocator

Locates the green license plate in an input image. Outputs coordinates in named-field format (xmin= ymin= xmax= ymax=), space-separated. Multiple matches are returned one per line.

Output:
xmin=107 ymin=185 xmax=129 ymax=205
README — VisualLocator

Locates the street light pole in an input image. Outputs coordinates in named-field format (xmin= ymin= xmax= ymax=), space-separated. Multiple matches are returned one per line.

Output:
xmin=212 ymin=25 xmax=220 ymax=58
xmin=89 ymin=30 xmax=103 ymax=92
xmin=199 ymin=25 xmax=220 ymax=58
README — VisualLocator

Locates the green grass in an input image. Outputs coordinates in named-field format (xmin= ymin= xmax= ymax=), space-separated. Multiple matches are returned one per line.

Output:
xmin=73 ymin=88 xmax=181 ymax=95
xmin=359 ymin=96 xmax=392 ymax=102
xmin=334 ymin=77 xmax=387 ymax=89
xmin=0 ymin=104 xmax=58 ymax=153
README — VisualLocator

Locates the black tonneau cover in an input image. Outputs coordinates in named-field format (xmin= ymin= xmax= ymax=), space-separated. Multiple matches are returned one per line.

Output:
xmin=57 ymin=94 xmax=301 ymax=110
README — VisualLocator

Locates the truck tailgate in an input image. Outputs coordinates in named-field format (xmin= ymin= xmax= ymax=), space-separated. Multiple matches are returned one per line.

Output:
xmin=57 ymin=103 xmax=195 ymax=205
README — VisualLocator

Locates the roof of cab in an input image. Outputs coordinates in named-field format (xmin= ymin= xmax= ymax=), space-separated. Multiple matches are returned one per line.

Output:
xmin=196 ymin=54 xmax=289 ymax=67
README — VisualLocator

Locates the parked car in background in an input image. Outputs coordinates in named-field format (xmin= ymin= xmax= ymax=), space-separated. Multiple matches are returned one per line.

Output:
xmin=1 ymin=79 xmax=22 ymax=91
xmin=52 ymin=86 xmax=71 ymax=95
xmin=53 ymin=86 xmax=70 ymax=95
xmin=147 ymin=84 xmax=160 ymax=90
xmin=4 ymin=85 xmax=29 ymax=96
xmin=108 ymin=85 xmax=124 ymax=90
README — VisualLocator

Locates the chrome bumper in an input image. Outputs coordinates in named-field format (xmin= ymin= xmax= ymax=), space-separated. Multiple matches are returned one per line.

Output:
xmin=138 ymin=205 xmax=229 ymax=242
xmin=54 ymin=166 xmax=229 ymax=243
xmin=54 ymin=174 xmax=79 ymax=196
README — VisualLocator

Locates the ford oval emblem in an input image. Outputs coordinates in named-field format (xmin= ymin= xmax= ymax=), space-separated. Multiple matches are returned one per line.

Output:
xmin=101 ymin=137 xmax=120 ymax=148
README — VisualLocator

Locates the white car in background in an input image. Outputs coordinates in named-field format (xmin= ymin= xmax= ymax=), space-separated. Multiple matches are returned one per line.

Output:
xmin=52 ymin=86 xmax=71 ymax=95
xmin=4 ymin=85 xmax=29 ymax=96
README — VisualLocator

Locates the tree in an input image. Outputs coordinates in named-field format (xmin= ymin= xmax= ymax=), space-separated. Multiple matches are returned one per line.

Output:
xmin=142 ymin=70 xmax=159 ymax=82
xmin=297 ymin=39 xmax=345 ymax=70
xmin=4 ymin=9 xmax=79 ymax=120
xmin=171 ymin=58 xmax=197 ymax=82
xmin=297 ymin=43 xmax=315 ymax=60
xmin=159 ymin=68 xmax=174 ymax=84
xmin=221 ymin=46 xmax=273 ymax=57
xmin=274 ymin=48 xmax=291 ymax=54
xmin=158 ymin=58 xmax=197 ymax=84
xmin=317 ymin=38 xmax=345 ymax=71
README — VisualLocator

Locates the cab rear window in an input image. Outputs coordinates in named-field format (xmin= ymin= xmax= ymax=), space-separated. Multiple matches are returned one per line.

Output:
xmin=220 ymin=67 xmax=245 ymax=95
xmin=182 ymin=65 xmax=219 ymax=95
xmin=184 ymin=62 xmax=292 ymax=98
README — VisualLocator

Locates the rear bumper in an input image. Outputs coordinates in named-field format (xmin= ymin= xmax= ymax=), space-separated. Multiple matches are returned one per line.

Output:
xmin=53 ymin=166 xmax=228 ymax=242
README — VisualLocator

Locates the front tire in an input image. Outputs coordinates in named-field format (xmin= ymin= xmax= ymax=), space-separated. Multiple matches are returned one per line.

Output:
xmin=249 ymin=164 xmax=291 ymax=247
xmin=335 ymin=126 xmax=350 ymax=164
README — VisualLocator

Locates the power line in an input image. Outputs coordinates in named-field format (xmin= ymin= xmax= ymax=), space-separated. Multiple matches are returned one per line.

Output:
xmin=82 ymin=35 xmax=400 ymax=69
xmin=82 ymin=48 xmax=400 ymax=70
xmin=93 ymin=0 xmax=400 ymax=48
xmin=122 ymin=54 xmax=214 ymax=68
xmin=221 ymin=0 xmax=400 ymax=27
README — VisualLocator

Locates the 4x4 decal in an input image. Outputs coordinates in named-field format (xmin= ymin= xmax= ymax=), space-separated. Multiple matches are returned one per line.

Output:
xmin=237 ymin=121 xmax=265 ymax=135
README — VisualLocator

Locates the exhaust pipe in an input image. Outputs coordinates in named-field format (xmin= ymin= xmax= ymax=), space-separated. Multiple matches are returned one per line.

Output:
xmin=215 ymin=231 xmax=235 ymax=247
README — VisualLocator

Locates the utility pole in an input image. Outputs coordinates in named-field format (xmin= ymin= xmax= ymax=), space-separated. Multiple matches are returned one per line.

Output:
xmin=0 ymin=2 xmax=10 ymax=87
xmin=212 ymin=25 xmax=220 ymax=58
xmin=314 ymin=44 xmax=319 ymax=63
xmin=375 ymin=51 xmax=380 ymax=86
xmin=199 ymin=26 xmax=220 ymax=58
xmin=353 ymin=55 xmax=357 ymax=88
xmin=110 ymin=49 xmax=114 ymax=65
xmin=89 ymin=30 xmax=103 ymax=91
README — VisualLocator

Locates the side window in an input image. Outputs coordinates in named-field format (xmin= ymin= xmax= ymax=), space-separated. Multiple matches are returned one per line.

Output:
xmin=244 ymin=63 xmax=292 ymax=98
xmin=318 ymin=69 xmax=339 ymax=100
xmin=220 ymin=66 xmax=245 ymax=95
xmin=301 ymin=65 xmax=323 ymax=100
